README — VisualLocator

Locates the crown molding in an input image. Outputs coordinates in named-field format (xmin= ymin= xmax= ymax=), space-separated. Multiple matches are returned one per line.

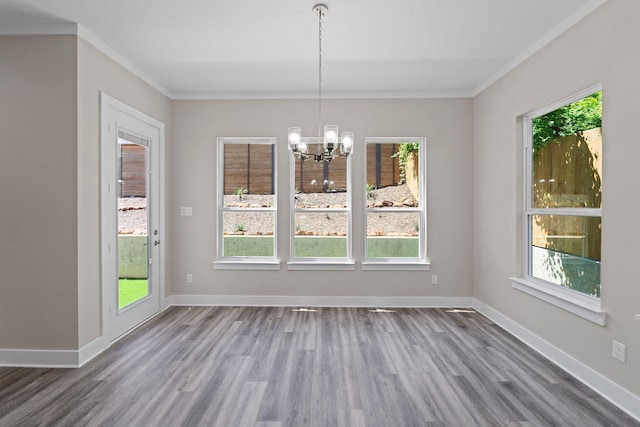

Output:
xmin=76 ymin=25 xmax=172 ymax=98
xmin=0 ymin=22 xmax=172 ymax=98
xmin=170 ymin=89 xmax=473 ymax=101
xmin=472 ymin=0 xmax=607 ymax=97
xmin=0 ymin=22 xmax=78 ymax=35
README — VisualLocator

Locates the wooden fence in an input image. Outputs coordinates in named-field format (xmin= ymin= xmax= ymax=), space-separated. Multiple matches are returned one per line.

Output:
xmin=221 ymin=142 xmax=404 ymax=194
xmin=119 ymin=142 xmax=402 ymax=197
xmin=293 ymin=143 xmax=402 ymax=193
xmin=532 ymin=128 xmax=602 ymax=260
xmin=294 ymin=143 xmax=347 ymax=193
xmin=366 ymin=143 xmax=401 ymax=189
xmin=119 ymin=144 xmax=146 ymax=197
xmin=224 ymin=144 xmax=275 ymax=195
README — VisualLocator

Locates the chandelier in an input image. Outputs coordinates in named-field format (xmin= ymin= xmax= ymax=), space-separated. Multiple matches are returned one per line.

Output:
xmin=288 ymin=3 xmax=354 ymax=162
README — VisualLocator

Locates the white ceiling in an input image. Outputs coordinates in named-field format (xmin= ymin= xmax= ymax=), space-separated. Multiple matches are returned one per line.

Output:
xmin=0 ymin=0 xmax=604 ymax=99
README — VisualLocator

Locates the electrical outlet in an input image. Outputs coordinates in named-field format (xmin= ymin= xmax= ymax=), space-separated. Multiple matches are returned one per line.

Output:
xmin=431 ymin=274 xmax=438 ymax=285
xmin=180 ymin=207 xmax=193 ymax=216
xmin=187 ymin=273 xmax=193 ymax=283
xmin=612 ymin=340 xmax=626 ymax=363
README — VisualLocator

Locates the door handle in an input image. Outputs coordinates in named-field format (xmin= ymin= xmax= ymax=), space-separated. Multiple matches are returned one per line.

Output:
xmin=154 ymin=240 xmax=160 ymax=246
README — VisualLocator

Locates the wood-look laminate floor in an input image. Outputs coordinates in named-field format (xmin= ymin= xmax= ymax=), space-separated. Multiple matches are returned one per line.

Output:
xmin=0 ymin=306 xmax=637 ymax=427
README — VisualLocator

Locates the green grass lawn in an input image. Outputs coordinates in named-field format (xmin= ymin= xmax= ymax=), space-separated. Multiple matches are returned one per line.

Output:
xmin=118 ymin=279 xmax=148 ymax=309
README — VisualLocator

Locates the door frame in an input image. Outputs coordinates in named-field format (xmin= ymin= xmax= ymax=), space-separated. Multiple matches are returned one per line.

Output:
xmin=100 ymin=93 xmax=166 ymax=342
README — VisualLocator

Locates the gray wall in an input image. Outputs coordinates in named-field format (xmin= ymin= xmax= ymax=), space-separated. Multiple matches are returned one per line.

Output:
xmin=77 ymin=38 xmax=172 ymax=347
xmin=473 ymin=0 xmax=640 ymax=396
xmin=171 ymin=99 xmax=473 ymax=297
xmin=0 ymin=35 xmax=171 ymax=350
xmin=0 ymin=36 xmax=79 ymax=349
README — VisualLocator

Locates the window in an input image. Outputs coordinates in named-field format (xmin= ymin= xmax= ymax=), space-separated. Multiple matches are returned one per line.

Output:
xmin=363 ymin=138 xmax=428 ymax=269
xmin=289 ymin=138 xmax=352 ymax=268
xmin=215 ymin=138 xmax=278 ymax=268
xmin=514 ymin=86 xmax=604 ymax=324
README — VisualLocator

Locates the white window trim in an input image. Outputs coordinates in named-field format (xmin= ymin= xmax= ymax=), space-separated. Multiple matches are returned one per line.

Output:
xmin=214 ymin=137 xmax=280 ymax=269
xmin=287 ymin=261 xmax=355 ymax=271
xmin=288 ymin=137 xmax=353 ymax=268
xmin=514 ymin=84 xmax=604 ymax=325
xmin=362 ymin=137 xmax=429 ymax=270
xmin=214 ymin=260 xmax=281 ymax=270
xmin=511 ymin=276 xmax=605 ymax=325
xmin=361 ymin=262 xmax=430 ymax=271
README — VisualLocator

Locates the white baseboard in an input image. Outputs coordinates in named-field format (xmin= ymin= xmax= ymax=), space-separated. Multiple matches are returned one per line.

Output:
xmin=168 ymin=294 xmax=473 ymax=308
xmin=0 ymin=337 xmax=108 ymax=368
xmin=472 ymin=298 xmax=640 ymax=422
xmin=78 ymin=336 xmax=109 ymax=366
xmin=0 ymin=348 xmax=80 ymax=368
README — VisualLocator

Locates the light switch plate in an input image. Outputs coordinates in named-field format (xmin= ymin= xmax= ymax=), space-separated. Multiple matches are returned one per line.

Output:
xmin=180 ymin=207 xmax=193 ymax=216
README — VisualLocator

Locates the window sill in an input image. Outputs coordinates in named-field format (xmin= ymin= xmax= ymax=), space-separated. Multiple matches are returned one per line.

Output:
xmin=511 ymin=277 xmax=606 ymax=326
xmin=287 ymin=261 xmax=355 ymax=271
xmin=362 ymin=261 xmax=431 ymax=271
xmin=213 ymin=260 xmax=281 ymax=271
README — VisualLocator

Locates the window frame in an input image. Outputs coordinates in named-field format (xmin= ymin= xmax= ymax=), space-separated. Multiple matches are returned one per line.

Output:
xmin=287 ymin=137 xmax=354 ymax=270
xmin=362 ymin=137 xmax=430 ymax=270
xmin=214 ymin=137 xmax=280 ymax=270
xmin=513 ymin=84 xmax=605 ymax=325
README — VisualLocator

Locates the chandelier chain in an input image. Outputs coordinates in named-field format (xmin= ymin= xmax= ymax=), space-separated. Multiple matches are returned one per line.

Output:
xmin=317 ymin=6 xmax=323 ymax=140
xmin=287 ymin=4 xmax=352 ymax=162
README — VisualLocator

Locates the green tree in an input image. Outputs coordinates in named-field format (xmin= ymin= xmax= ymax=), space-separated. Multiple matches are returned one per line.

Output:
xmin=532 ymin=91 xmax=602 ymax=151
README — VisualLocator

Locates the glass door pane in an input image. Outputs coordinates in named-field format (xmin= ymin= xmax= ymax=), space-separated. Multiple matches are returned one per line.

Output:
xmin=117 ymin=137 xmax=149 ymax=309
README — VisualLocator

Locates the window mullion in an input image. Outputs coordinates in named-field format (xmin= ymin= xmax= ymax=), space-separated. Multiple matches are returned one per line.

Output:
xmin=365 ymin=207 xmax=420 ymax=213
xmin=223 ymin=208 xmax=277 ymax=213
xmin=527 ymin=208 xmax=602 ymax=217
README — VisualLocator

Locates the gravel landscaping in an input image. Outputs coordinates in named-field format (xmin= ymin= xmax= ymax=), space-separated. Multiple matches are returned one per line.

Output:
xmin=119 ymin=184 xmax=420 ymax=236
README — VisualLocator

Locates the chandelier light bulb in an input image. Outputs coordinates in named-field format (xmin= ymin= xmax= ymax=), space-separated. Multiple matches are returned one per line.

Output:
xmin=324 ymin=124 xmax=339 ymax=153
xmin=341 ymin=131 xmax=354 ymax=154
xmin=288 ymin=127 xmax=302 ymax=151
xmin=325 ymin=129 xmax=337 ymax=143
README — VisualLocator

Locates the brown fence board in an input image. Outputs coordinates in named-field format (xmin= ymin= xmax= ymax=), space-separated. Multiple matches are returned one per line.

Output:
xmin=366 ymin=143 xmax=400 ymax=189
xmin=224 ymin=143 xmax=274 ymax=195
xmin=120 ymin=144 xmax=146 ymax=197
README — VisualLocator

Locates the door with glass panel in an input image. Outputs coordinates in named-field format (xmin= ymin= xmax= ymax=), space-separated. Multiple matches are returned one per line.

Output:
xmin=101 ymin=94 xmax=162 ymax=341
